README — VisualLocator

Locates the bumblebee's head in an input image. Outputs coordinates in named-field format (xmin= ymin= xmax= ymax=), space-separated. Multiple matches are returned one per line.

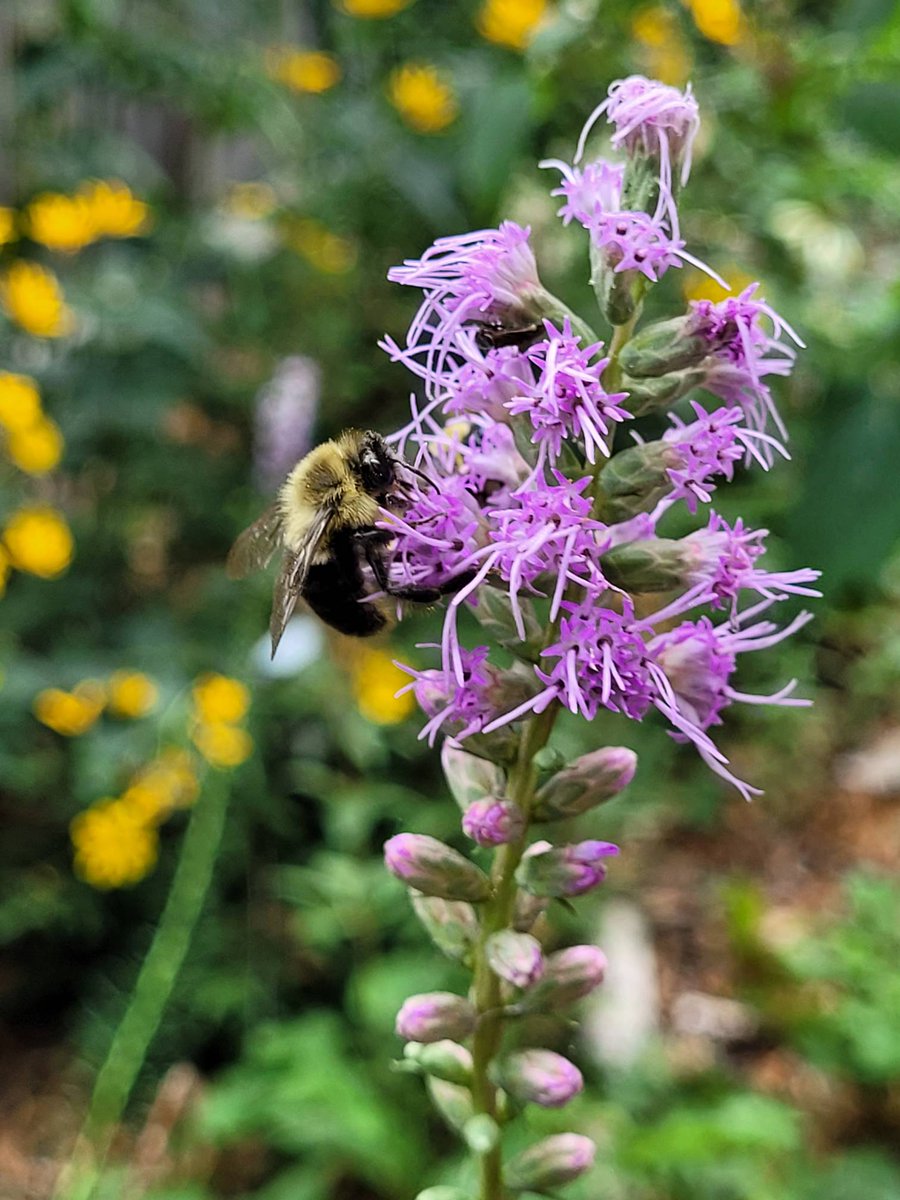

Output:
xmin=354 ymin=430 xmax=396 ymax=495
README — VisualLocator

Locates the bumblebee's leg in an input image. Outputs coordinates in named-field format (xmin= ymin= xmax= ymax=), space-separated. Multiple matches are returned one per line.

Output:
xmin=355 ymin=529 xmax=476 ymax=603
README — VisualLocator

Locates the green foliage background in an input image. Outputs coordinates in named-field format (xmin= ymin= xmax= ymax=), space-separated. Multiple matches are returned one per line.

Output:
xmin=1 ymin=0 xmax=899 ymax=1197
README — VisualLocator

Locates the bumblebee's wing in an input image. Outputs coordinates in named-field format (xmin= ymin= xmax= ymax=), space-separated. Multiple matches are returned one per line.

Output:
xmin=268 ymin=504 xmax=333 ymax=656
xmin=226 ymin=503 xmax=283 ymax=580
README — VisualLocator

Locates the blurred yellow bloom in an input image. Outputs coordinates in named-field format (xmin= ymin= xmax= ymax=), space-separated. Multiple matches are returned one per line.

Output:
xmin=192 ymin=721 xmax=254 ymax=769
xmin=120 ymin=781 xmax=172 ymax=824
xmin=222 ymin=181 xmax=278 ymax=220
xmin=687 ymin=0 xmax=744 ymax=45
xmin=4 ymin=415 xmax=64 ymax=474
xmin=0 ymin=373 xmax=43 ymax=432
xmin=352 ymin=647 xmax=416 ymax=725
xmin=682 ymin=266 xmax=757 ymax=304
xmin=388 ymin=64 xmax=458 ymax=134
xmin=286 ymin=218 xmax=357 ymax=273
xmin=3 ymin=506 xmax=74 ymax=578
xmin=34 ymin=681 xmax=106 ymax=737
xmin=335 ymin=0 xmax=413 ymax=17
xmin=0 ymin=545 xmax=10 ymax=596
xmin=134 ymin=748 xmax=200 ymax=809
xmin=107 ymin=670 xmax=159 ymax=718
xmin=0 ymin=207 xmax=17 ymax=247
xmin=192 ymin=672 xmax=250 ymax=724
xmin=476 ymin=0 xmax=547 ymax=51
xmin=1 ymin=261 xmax=74 ymax=338
xmin=632 ymin=7 xmax=692 ymax=85
xmin=26 ymin=192 xmax=96 ymax=253
xmin=268 ymin=47 xmax=341 ymax=93
xmin=79 ymin=180 xmax=151 ymax=239
xmin=71 ymin=799 xmax=158 ymax=889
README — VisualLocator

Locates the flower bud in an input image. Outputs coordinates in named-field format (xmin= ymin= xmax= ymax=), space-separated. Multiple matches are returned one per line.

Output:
xmin=473 ymin=584 xmax=543 ymax=658
xmin=532 ymin=747 xmax=636 ymax=820
xmin=521 ymin=945 xmax=607 ymax=1011
xmin=596 ymin=439 xmax=676 ymax=523
xmin=619 ymin=317 xmax=710 ymax=378
xmin=505 ymin=1133 xmax=596 ymax=1192
xmin=512 ymin=890 xmax=549 ymax=933
xmin=591 ymin=241 xmax=647 ymax=327
xmin=384 ymin=834 xmax=491 ymax=902
xmin=486 ymin=929 xmax=544 ymax=989
xmin=515 ymin=840 xmax=619 ymax=898
xmin=395 ymin=992 xmax=476 ymax=1043
xmin=600 ymin=538 xmax=689 ymax=594
xmin=491 ymin=1049 xmax=583 ymax=1109
xmin=462 ymin=798 xmax=526 ymax=847
xmin=411 ymin=893 xmax=479 ymax=963
xmin=415 ymin=1190 xmax=470 ymax=1200
xmin=621 ymin=367 xmax=707 ymax=416
xmin=403 ymin=1039 xmax=473 ymax=1086
xmin=427 ymin=1076 xmax=474 ymax=1133
xmin=463 ymin=1113 xmax=500 ymax=1154
xmin=441 ymin=742 xmax=505 ymax=810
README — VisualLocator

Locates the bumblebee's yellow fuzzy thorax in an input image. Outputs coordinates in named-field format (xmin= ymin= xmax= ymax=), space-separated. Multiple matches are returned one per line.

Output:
xmin=278 ymin=439 xmax=380 ymax=552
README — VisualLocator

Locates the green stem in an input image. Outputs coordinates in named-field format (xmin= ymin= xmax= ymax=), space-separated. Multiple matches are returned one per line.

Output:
xmin=590 ymin=310 xmax=643 ymax=517
xmin=470 ymin=705 xmax=559 ymax=1200
xmin=57 ymin=770 xmax=231 ymax=1199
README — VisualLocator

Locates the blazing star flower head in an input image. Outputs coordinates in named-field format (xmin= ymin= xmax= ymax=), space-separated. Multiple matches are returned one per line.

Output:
xmin=403 ymin=645 xmax=527 ymax=745
xmin=576 ymin=75 xmax=700 ymax=187
xmin=384 ymin=471 xmax=486 ymax=593
xmin=690 ymin=284 xmax=805 ymax=447
xmin=683 ymin=512 xmax=822 ymax=609
xmin=590 ymin=209 xmax=685 ymax=282
xmin=505 ymin=319 xmax=630 ymax=464
xmin=541 ymin=157 xmax=625 ymax=228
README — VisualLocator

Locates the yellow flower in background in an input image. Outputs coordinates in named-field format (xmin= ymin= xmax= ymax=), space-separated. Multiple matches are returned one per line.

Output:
xmin=352 ymin=646 xmax=416 ymax=725
xmin=682 ymin=266 xmax=757 ymax=304
xmin=192 ymin=672 xmax=250 ymax=724
xmin=687 ymin=0 xmax=744 ymax=45
xmin=26 ymin=192 xmax=96 ymax=253
xmin=268 ymin=47 xmax=341 ymax=94
xmin=476 ymin=0 xmax=547 ymax=51
xmin=79 ymin=180 xmax=151 ymax=239
xmin=0 ymin=373 xmax=43 ymax=432
xmin=133 ymin=747 xmax=200 ymax=809
xmin=388 ymin=64 xmax=458 ymax=134
xmin=3 ymin=506 xmax=74 ymax=578
xmin=192 ymin=721 xmax=254 ymax=769
xmin=107 ymin=670 xmax=159 ymax=718
xmin=1 ymin=261 xmax=74 ymax=337
xmin=34 ymin=681 xmax=106 ymax=737
xmin=632 ymin=7 xmax=692 ymax=86
xmin=285 ymin=218 xmax=357 ymax=274
xmin=223 ymin=181 xmax=278 ymax=220
xmin=71 ymin=799 xmax=158 ymax=888
xmin=335 ymin=0 xmax=413 ymax=17
xmin=0 ymin=207 xmax=17 ymax=247
xmin=4 ymin=416 xmax=64 ymax=474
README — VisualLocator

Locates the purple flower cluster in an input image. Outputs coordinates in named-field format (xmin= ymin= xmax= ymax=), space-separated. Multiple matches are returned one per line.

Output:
xmin=378 ymin=75 xmax=818 ymax=802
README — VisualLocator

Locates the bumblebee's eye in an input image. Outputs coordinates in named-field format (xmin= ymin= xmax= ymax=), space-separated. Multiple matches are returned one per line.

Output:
xmin=358 ymin=450 xmax=394 ymax=493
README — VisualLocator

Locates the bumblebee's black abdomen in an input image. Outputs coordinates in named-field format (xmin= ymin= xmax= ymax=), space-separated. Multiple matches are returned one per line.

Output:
xmin=302 ymin=531 xmax=387 ymax=637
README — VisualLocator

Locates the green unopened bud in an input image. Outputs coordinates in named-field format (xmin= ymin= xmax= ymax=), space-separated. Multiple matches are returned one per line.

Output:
xmin=415 ymin=1189 xmax=470 ymax=1200
xmin=463 ymin=1113 xmax=501 ymax=1154
xmin=385 ymin=834 xmax=491 ymax=902
xmin=486 ymin=929 xmax=545 ymax=988
xmin=512 ymin=890 xmax=549 ymax=933
xmin=404 ymin=1039 xmax=473 ymax=1086
xmin=505 ymin=1133 xmax=596 ymax=1192
xmin=596 ymin=439 xmax=679 ymax=523
xmin=600 ymin=538 xmax=690 ymax=593
xmin=621 ymin=367 xmax=707 ymax=416
xmin=619 ymin=317 xmax=710 ymax=378
xmin=473 ymin=585 xmax=543 ymax=660
xmin=591 ymin=239 xmax=647 ymax=327
xmin=533 ymin=746 xmax=637 ymax=820
xmin=441 ymin=742 xmax=506 ymax=810
xmin=411 ymin=892 xmax=479 ymax=962
xmin=427 ymin=1076 xmax=473 ymax=1133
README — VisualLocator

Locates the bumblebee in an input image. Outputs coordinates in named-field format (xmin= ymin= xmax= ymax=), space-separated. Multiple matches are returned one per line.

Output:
xmin=227 ymin=429 xmax=458 ymax=654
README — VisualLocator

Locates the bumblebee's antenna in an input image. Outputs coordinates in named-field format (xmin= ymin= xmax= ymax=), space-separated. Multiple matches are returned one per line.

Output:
xmin=396 ymin=457 xmax=438 ymax=491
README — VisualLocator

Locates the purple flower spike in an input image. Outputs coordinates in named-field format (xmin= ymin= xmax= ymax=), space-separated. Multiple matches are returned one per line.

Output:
xmin=395 ymin=992 xmax=476 ymax=1043
xmin=462 ymin=798 xmax=525 ymax=847
xmin=516 ymin=839 xmax=620 ymax=898
xmin=253 ymin=355 xmax=320 ymax=492
xmin=491 ymin=1048 xmax=584 ymax=1108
